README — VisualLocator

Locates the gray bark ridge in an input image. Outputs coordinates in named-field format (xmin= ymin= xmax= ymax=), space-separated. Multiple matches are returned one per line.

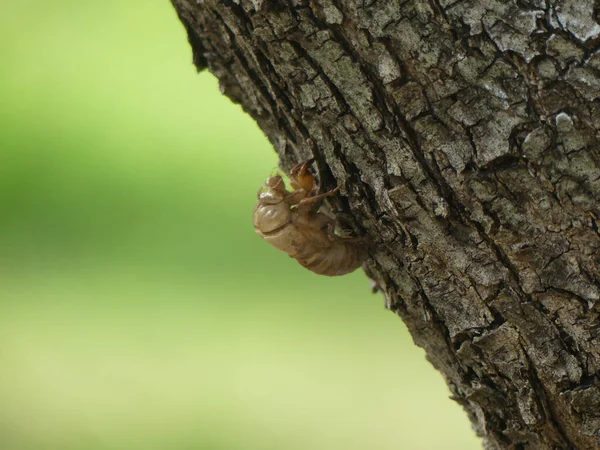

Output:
xmin=171 ymin=0 xmax=600 ymax=448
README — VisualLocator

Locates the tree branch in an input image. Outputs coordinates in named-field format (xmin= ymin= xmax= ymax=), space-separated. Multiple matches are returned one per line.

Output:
xmin=170 ymin=1 xmax=600 ymax=448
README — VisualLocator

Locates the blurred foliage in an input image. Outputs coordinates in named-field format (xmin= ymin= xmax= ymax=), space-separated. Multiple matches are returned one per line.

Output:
xmin=0 ymin=1 xmax=480 ymax=449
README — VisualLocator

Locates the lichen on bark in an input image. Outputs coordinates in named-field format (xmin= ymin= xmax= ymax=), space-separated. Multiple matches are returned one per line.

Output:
xmin=170 ymin=1 xmax=600 ymax=448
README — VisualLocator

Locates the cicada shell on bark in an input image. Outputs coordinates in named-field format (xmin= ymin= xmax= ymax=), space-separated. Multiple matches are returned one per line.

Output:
xmin=253 ymin=159 xmax=367 ymax=276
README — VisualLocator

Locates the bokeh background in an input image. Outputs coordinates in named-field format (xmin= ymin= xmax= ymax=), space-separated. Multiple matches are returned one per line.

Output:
xmin=0 ymin=1 xmax=481 ymax=449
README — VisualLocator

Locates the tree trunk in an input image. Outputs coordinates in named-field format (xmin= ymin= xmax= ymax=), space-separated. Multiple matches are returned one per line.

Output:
xmin=170 ymin=1 xmax=600 ymax=448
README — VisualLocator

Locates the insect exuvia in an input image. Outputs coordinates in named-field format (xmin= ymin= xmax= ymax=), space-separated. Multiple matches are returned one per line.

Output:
xmin=253 ymin=159 xmax=367 ymax=276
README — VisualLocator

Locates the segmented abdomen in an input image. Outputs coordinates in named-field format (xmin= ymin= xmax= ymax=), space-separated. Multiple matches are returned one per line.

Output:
xmin=294 ymin=238 xmax=366 ymax=276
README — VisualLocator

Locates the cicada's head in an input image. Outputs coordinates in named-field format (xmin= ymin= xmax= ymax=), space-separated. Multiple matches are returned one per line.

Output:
xmin=257 ymin=175 xmax=287 ymax=204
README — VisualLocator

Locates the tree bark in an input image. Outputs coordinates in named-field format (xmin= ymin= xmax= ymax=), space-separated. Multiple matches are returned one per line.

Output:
xmin=170 ymin=1 xmax=600 ymax=448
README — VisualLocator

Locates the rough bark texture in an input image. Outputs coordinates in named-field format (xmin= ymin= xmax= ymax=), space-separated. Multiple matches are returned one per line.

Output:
xmin=170 ymin=1 xmax=600 ymax=448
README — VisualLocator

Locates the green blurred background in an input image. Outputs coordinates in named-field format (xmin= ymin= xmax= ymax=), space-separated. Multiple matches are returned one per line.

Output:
xmin=0 ymin=1 xmax=480 ymax=449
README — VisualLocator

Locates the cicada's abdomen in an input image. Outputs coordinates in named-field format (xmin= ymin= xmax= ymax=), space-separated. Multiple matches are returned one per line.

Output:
xmin=294 ymin=237 xmax=368 ymax=276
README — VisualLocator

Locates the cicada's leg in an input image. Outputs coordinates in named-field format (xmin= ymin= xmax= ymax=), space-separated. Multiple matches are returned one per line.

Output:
xmin=290 ymin=158 xmax=315 ymax=178
xmin=290 ymin=159 xmax=317 ymax=193
xmin=285 ymin=190 xmax=308 ymax=206
xmin=298 ymin=186 xmax=340 ymax=206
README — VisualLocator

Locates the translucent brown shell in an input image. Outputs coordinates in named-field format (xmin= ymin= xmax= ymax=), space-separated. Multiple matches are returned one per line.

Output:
xmin=253 ymin=159 xmax=367 ymax=276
